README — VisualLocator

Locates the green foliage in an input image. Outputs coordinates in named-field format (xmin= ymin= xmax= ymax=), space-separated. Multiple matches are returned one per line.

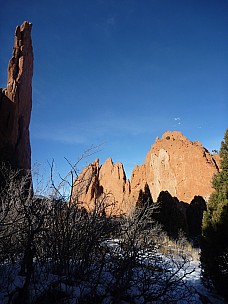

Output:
xmin=201 ymin=129 xmax=228 ymax=299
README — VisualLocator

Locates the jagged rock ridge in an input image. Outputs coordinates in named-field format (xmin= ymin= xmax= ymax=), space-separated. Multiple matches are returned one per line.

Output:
xmin=73 ymin=131 xmax=220 ymax=214
xmin=73 ymin=158 xmax=131 ymax=214
xmin=0 ymin=21 xmax=33 ymax=170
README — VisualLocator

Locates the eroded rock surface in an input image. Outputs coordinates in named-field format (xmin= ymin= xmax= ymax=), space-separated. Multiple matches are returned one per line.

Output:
xmin=0 ymin=21 xmax=33 ymax=170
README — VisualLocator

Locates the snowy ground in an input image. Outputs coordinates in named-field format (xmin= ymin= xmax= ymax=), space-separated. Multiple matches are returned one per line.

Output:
xmin=182 ymin=260 xmax=225 ymax=304
xmin=0 ymin=244 xmax=225 ymax=303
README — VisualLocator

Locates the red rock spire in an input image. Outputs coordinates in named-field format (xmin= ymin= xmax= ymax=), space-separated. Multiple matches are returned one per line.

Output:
xmin=0 ymin=21 xmax=33 ymax=170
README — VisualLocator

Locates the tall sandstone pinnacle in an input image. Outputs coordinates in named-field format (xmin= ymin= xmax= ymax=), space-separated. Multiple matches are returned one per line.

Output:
xmin=0 ymin=21 xmax=33 ymax=170
xmin=73 ymin=131 xmax=220 ymax=215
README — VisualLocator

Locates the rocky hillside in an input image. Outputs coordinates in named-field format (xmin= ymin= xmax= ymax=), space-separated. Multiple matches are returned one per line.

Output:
xmin=73 ymin=131 xmax=220 ymax=215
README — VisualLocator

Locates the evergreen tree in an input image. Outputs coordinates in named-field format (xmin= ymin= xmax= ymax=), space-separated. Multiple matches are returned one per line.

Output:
xmin=186 ymin=196 xmax=207 ymax=245
xmin=143 ymin=183 xmax=153 ymax=207
xmin=156 ymin=191 xmax=188 ymax=239
xmin=201 ymin=129 xmax=228 ymax=300
xmin=136 ymin=189 xmax=144 ymax=209
xmin=136 ymin=183 xmax=153 ymax=210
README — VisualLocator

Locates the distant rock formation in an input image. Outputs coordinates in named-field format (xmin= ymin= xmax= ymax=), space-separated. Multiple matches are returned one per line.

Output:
xmin=131 ymin=131 xmax=220 ymax=203
xmin=73 ymin=131 xmax=220 ymax=215
xmin=0 ymin=21 xmax=33 ymax=171
xmin=73 ymin=158 xmax=131 ymax=215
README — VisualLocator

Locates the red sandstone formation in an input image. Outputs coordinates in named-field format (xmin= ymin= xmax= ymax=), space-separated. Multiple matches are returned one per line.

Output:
xmin=73 ymin=158 xmax=131 ymax=215
xmin=131 ymin=131 xmax=220 ymax=203
xmin=0 ymin=21 xmax=33 ymax=170
xmin=73 ymin=131 xmax=220 ymax=214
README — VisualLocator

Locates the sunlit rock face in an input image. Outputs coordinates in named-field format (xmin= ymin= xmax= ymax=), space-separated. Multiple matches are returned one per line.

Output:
xmin=0 ymin=21 xmax=33 ymax=170
xmin=74 ymin=131 xmax=220 ymax=215
xmin=142 ymin=131 xmax=220 ymax=202
xmin=73 ymin=158 xmax=131 ymax=215
xmin=99 ymin=158 xmax=131 ymax=212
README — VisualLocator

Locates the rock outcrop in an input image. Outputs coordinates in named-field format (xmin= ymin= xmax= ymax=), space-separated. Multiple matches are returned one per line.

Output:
xmin=131 ymin=131 xmax=220 ymax=203
xmin=0 ymin=21 xmax=33 ymax=170
xmin=73 ymin=158 xmax=131 ymax=215
xmin=74 ymin=131 xmax=220 ymax=215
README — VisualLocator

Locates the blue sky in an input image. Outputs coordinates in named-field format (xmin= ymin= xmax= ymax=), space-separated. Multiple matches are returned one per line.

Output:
xmin=0 ymin=0 xmax=227 ymax=179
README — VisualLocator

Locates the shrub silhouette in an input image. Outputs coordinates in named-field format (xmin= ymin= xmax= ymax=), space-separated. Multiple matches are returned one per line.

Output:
xmin=155 ymin=191 xmax=188 ymax=239
xmin=186 ymin=196 xmax=206 ymax=245
xmin=136 ymin=183 xmax=153 ymax=210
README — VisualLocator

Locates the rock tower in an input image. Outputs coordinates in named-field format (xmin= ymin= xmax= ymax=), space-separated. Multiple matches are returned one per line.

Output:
xmin=0 ymin=21 xmax=33 ymax=170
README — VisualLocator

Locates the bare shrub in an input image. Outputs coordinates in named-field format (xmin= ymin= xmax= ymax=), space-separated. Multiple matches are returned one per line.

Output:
xmin=0 ymin=157 xmax=198 ymax=304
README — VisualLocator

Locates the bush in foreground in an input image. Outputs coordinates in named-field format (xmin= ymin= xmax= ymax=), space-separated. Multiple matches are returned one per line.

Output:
xmin=0 ymin=161 xmax=199 ymax=303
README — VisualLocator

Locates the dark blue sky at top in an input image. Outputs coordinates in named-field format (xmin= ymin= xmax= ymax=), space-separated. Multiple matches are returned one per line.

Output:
xmin=0 ymin=0 xmax=227 ymax=180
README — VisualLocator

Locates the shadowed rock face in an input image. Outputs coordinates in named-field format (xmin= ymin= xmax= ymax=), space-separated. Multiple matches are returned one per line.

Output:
xmin=0 ymin=21 xmax=33 ymax=170
xmin=73 ymin=131 xmax=220 ymax=215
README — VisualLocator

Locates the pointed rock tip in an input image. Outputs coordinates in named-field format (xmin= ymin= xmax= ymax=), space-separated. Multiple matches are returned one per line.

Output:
xmin=103 ymin=158 xmax=124 ymax=168
xmin=104 ymin=158 xmax=113 ymax=165
xmin=20 ymin=21 xmax=32 ymax=31
xmin=15 ymin=21 xmax=32 ymax=37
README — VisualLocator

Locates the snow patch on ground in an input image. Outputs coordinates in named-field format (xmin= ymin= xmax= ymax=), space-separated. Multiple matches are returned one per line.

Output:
xmin=0 ymin=246 xmax=225 ymax=303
